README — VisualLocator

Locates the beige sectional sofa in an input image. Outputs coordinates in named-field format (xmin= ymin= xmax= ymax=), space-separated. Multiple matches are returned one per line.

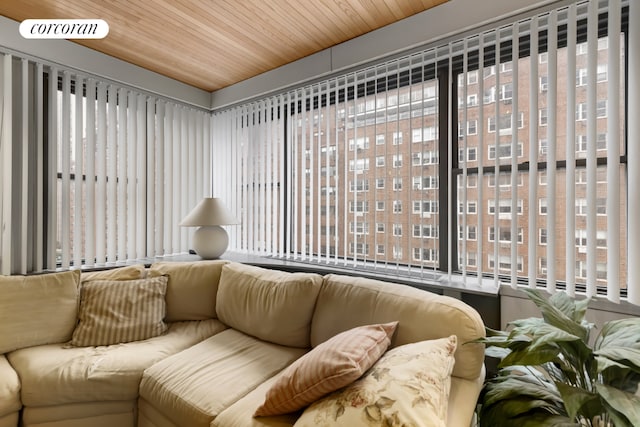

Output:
xmin=0 ymin=260 xmax=486 ymax=427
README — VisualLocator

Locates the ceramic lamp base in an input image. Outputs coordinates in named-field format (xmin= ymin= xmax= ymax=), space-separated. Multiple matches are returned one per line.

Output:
xmin=192 ymin=225 xmax=229 ymax=259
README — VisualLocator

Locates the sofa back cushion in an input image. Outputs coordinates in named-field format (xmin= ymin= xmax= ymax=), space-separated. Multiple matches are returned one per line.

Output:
xmin=311 ymin=274 xmax=485 ymax=381
xmin=149 ymin=260 xmax=228 ymax=321
xmin=80 ymin=264 xmax=146 ymax=282
xmin=0 ymin=269 xmax=80 ymax=353
xmin=216 ymin=263 xmax=323 ymax=348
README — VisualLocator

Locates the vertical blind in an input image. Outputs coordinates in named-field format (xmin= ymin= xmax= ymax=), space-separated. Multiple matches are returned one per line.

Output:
xmin=212 ymin=0 xmax=638 ymax=305
xmin=0 ymin=53 xmax=211 ymax=274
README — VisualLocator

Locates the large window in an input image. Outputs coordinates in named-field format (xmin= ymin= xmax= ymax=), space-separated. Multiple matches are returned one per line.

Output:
xmin=210 ymin=0 xmax=634 ymax=303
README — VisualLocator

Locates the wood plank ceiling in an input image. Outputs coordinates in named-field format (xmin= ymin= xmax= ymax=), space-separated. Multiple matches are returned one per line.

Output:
xmin=0 ymin=0 xmax=449 ymax=92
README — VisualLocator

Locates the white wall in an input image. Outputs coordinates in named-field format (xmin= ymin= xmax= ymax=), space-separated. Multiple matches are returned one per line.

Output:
xmin=0 ymin=15 xmax=211 ymax=109
xmin=210 ymin=0 xmax=566 ymax=110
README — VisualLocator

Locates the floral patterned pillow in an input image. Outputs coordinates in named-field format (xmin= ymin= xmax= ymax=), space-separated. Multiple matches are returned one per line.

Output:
xmin=293 ymin=335 xmax=457 ymax=427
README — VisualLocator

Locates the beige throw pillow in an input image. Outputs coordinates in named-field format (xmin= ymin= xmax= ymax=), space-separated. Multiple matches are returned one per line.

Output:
xmin=70 ymin=276 xmax=168 ymax=347
xmin=293 ymin=335 xmax=458 ymax=427
xmin=254 ymin=322 xmax=398 ymax=417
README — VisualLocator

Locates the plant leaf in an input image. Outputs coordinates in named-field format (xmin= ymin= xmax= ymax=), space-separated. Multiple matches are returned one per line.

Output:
xmin=485 ymin=346 xmax=511 ymax=360
xmin=596 ymin=318 xmax=640 ymax=350
xmin=548 ymin=291 xmax=590 ymax=323
xmin=596 ymin=383 xmax=640 ymax=426
xmin=482 ymin=372 xmax=561 ymax=406
xmin=595 ymin=347 xmax=640 ymax=373
xmin=527 ymin=324 xmax=582 ymax=351
xmin=555 ymin=382 xmax=601 ymax=422
xmin=499 ymin=343 xmax=560 ymax=368
xmin=522 ymin=289 xmax=590 ymax=342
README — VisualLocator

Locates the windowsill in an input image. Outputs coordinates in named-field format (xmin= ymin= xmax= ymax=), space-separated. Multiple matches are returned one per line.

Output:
xmin=500 ymin=284 xmax=640 ymax=317
xmin=129 ymin=251 xmax=501 ymax=297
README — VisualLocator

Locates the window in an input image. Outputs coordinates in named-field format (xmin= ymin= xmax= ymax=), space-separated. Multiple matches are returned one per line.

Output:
xmin=350 ymin=179 xmax=369 ymax=192
xmin=350 ymin=222 xmax=370 ymax=234
xmin=349 ymin=201 xmax=369 ymax=213
xmin=207 ymin=0 xmax=630 ymax=304
xmin=540 ymin=228 xmax=548 ymax=245
xmin=540 ymin=75 xmax=548 ymax=92
xmin=488 ymin=142 xmax=523 ymax=160
xmin=488 ymin=113 xmax=524 ymax=134
xmin=377 ymin=223 xmax=385 ymax=233
xmin=349 ymin=137 xmax=370 ymax=151
xmin=488 ymin=199 xmax=523 ymax=217
xmin=349 ymin=158 xmax=369 ymax=171
xmin=393 ymin=177 xmax=402 ymax=191
xmin=393 ymin=224 xmax=402 ymax=237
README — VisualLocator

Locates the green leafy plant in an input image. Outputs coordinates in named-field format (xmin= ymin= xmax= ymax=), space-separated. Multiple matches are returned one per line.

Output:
xmin=475 ymin=289 xmax=640 ymax=427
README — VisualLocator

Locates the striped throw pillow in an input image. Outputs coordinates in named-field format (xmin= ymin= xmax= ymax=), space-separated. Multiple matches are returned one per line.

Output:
xmin=254 ymin=321 xmax=398 ymax=416
xmin=70 ymin=276 xmax=168 ymax=347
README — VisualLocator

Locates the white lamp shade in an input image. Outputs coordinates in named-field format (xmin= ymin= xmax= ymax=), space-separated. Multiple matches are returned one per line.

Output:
xmin=179 ymin=198 xmax=239 ymax=226
xmin=180 ymin=198 xmax=238 ymax=259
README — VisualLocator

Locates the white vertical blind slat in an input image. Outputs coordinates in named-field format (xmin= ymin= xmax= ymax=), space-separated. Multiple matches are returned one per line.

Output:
xmin=95 ymin=82 xmax=107 ymax=266
xmin=546 ymin=12 xmax=558 ymax=292
xmin=117 ymin=88 xmax=128 ymax=262
xmin=492 ymin=35 xmax=500 ymax=287
xmin=20 ymin=59 xmax=29 ymax=274
xmin=147 ymin=98 xmax=156 ymax=257
xmin=565 ymin=5 xmax=577 ymax=298
xmin=477 ymin=34 xmax=485 ymax=288
xmin=586 ymin=0 xmax=599 ymax=298
xmin=73 ymin=75 xmax=84 ymax=269
xmin=135 ymin=94 xmax=146 ymax=259
xmin=527 ymin=18 xmax=539 ymax=288
xmin=35 ymin=64 xmax=45 ymax=271
xmin=60 ymin=71 xmax=71 ymax=269
xmin=510 ymin=24 xmax=520 ymax=289
xmin=106 ymin=85 xmax=118 ymax=263
xmin=628 ymin=0 xmax=640 ymax=305
xmin=0 ymin=54 xmax=9 ymax=275
xmin=607 ymin=0 xmax=622 ymax=303
xmin=154 ymin=100 xmax=164 ymax=256
xmin=85 ymin=79 xmax=96 ymax=267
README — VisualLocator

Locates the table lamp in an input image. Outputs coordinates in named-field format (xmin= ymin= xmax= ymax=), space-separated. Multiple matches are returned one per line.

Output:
xmin=179 ymin=197 xmax=239 ymax=259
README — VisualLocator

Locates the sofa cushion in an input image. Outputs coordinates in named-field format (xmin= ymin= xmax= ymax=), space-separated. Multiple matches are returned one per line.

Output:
xmin=139 ymin=328 xmax=307 ymax=427
xmin=212 ymin=375 xmax=302 ymax=427
xmin=294 ymin=335 xmax=458 ymax=427
xmin=8 ymin=319 xmax=226 ymax=407
xmin=22 ymin=401 xmax=137 ymax=427
xmin=0 ymin=355 xmax=21 ymax=418
xmin=311 ymin=274 xmax=485 ymax=381
xmin=80 ymin=264 xmax=146 ymax=282
xmin=71 ymin=276 xmax=169 ymax=347
xmin=0 ymin=269 xmax=80 ymax=354
xmin=149 ymin=260 xmax=228 ymax=321
xmin=255 ymin=322 xmax=397 ymax=417
xmin=216 ymin=263 xmax=323 ymax=348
